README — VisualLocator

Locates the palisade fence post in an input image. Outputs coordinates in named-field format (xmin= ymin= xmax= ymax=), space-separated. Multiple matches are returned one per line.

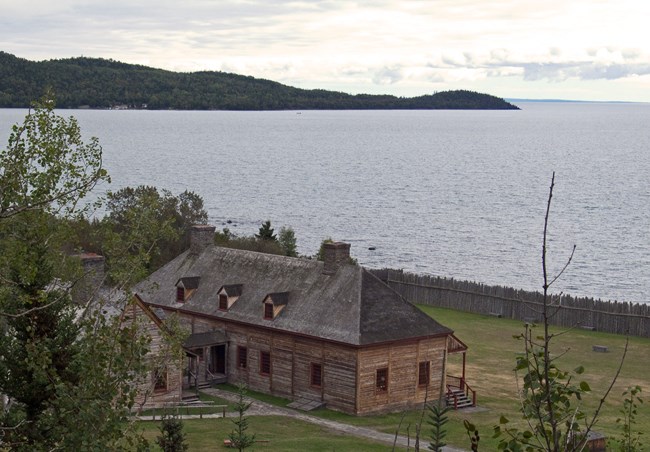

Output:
xmin=370 ymin=267 xmax=649 ymax=337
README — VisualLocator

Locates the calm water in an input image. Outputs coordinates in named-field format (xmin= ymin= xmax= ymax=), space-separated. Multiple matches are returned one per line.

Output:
xmin=2 ymin=103 xmax=649 ymax=303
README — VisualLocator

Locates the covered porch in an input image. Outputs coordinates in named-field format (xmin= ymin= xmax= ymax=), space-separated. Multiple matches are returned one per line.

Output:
xmin=446 ymin=334 xmax=476 ymax=409
xmin=183 ymin=331 xmax=228 ymax=390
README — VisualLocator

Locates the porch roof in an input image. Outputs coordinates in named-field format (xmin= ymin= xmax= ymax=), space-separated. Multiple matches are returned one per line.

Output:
xmin=447 ymin=334 xmax=468 ymax=354
xmin=183 ymin=330 xmax=227 ymax=348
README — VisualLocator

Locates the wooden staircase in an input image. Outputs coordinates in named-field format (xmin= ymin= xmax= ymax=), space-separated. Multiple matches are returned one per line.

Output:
xmin=446 ymin=388 xmax=474 ymax=409
xmin=186 ymin=370 xmax=227 ymax=391
xmin=446 ymin=375 xmax=476 ymax=409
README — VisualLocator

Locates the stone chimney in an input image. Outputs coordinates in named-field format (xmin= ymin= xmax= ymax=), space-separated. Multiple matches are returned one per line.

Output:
xmin=190 ymin=224 xmax=216 ymax=254
xmin=73 ymin=253 xmax=105 ymax=305
xmin=322 ymin=242 xmax=351 ymax=275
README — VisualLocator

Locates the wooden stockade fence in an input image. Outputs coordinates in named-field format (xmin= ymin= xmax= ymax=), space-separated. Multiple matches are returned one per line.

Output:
xmin=370 ymin=269 xmax=650 ymax=338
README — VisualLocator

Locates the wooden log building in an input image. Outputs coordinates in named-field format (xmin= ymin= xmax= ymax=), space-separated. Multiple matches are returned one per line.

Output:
xmin=131 ymin=225 xmax=471 ymax=415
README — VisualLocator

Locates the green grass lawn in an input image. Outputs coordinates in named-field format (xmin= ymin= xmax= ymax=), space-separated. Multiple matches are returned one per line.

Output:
xmin=139 ymin=416 xmax=391 ymax=451
xmin=137 ymin=306 xmax=649 ymax=450
xmin=416 ymin=306 xmax=650 ymax=449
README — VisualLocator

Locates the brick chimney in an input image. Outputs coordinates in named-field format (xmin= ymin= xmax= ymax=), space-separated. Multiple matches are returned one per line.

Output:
xmin=322 ymin=242 xmax=351 ymax=275
xmin=190 ymin=224 xmax=216 ymax=254
xmin=73 ymin=253 xmax=105 ymax=305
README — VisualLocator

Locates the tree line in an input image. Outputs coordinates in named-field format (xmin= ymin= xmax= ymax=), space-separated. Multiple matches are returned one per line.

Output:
xmin=0 ymin=51 xmax=519 ymax=110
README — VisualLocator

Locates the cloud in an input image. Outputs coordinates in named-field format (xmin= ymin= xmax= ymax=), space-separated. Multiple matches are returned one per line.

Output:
xmin=372 ymin=66 xmax=404 ymax=85
xmin=2 ymin=0 xmax=650 ymax=100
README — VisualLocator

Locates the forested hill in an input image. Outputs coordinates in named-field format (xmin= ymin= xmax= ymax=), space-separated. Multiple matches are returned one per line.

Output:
xmin=0 ymin=51 xmax=519 ymax=110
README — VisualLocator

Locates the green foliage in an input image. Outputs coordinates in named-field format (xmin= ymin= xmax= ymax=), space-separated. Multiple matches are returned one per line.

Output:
xmin=493 ymin=174 xmax=626 ymax=452
xmin=63 ymin=186 xmax=208 ymax=282
xmin=427 ymin=402 xmax=451 ymax=451
xmin=315 ymin=238 xmax=334 ymax=261
xmin=228 ymin=382 xmax=256 ymax=451
xmin=255 ymin=220 xmax=277 ymax=241
xmin=0 ymin=212 xmax=151 ymax=450
xmin=0 ymin=51 xmax=519 ymax=110
xmin=611 ymin=386 xmax=644 ymax=451
xmin=0 ymin=96 xmax=152 ymax=450
xmin=315 ymin=237 xmax=358 ymax=264
xmin=278 ymin=226 xmax=298 ymax=257
xmin=156 ymin=415 xmax=189 ymax=452
xmin=215 ymin=224 xmax=298 ymax=257
xmin=493 ymin=327 xmax=594 ymax=450
xmin=464 ymin=420 xmax=481 ymax=451
xmin=0 ymin=91 xmax=109 ymax=219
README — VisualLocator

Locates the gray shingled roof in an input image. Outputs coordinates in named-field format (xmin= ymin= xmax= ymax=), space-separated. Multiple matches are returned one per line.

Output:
xmin=177 ymin=276 xmax=200 ymax=289
xmin=135 ymin=246 xmax=452 ymax=346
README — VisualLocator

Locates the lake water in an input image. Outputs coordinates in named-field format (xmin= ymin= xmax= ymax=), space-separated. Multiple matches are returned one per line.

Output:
xmin=1 ymin=103 xmax=649 ymax=304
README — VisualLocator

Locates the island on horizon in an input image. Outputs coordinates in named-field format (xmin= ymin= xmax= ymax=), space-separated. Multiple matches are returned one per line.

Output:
xmin=0 ymin=51 xmax=518 ymax=111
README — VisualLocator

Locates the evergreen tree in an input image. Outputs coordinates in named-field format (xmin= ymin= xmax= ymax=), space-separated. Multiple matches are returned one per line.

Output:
xmin=156 ymin=415 xmax=189 ymax=452
xmin=0 ymin=95 xmax=150 ymax=450
xmin=255 ymin=220 xmax=277 ymax=241
xmin=228 ymin=382 xmax=256 ymax=451
xmin=278 ymin=226 xmax=298 ymax=257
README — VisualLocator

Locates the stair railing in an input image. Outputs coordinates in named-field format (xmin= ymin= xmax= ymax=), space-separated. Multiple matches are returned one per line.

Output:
xmin=188 ymin=370 xmax=198 ymax=396
xmin=446 ymin=375 xmax=477 ymax=408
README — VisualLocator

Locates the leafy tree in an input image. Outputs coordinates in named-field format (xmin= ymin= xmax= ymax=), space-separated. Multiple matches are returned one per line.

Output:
xmin=228 ymin=382 xmax=256 ymax=451
xmin=0 ymin=95 xmax=150 ymax=450
xmin=156 ymin=415 xmax=189 ymax=452
xmin=97 ymin=185 xmax=207 ymax=275
xmin=278 ymin=226 xmax=298 ymax=257
xmin=493 ymin=173 xmax=627 ymax=452
xmin=611 ymin=386 xmax=644 ymax=451
xmin=0 ymin=90 xmax=109 ymax=219
xmin=255 ymin=220 xmax=277 ymax=241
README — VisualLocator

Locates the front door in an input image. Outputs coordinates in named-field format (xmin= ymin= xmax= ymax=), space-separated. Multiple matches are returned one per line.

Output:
xmin=209 ymin=345 xmax=226 ymax=374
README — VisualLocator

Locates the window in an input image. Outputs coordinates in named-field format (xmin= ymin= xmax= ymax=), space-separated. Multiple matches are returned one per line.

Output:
xmin=310 ymin=363 xmax=323 ymax=387
xmin=418 ymin=361 xmax=430 ymax=386
xmin=153 ymin=367 xmax=167 ymax=392
xmin=264 ymin=302 xmax=274 ymax=319
xmin=376 ymin=368 xmax=388 ymax=392
xmin=260 ymin=351 xmax=271 ymax=375
xmin=176 ymin=287 xmax=185 ymax=302
xmin=238 ymin=346 xmax=248 ymax=369
xmin=219 ymin=294 xmax=228 ymax=310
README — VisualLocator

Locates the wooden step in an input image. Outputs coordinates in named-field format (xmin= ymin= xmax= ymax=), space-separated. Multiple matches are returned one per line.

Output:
xmin=446 ymin=390 xmax=473 ymax=409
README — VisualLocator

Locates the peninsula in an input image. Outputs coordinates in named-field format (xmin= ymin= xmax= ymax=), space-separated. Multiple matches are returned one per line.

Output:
xmin=0 ymin=51 xmax=518 ymax=111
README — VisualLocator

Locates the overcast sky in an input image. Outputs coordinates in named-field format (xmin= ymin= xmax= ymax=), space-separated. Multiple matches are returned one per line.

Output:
xmin=2 ymin=0 xmax=649 ymax=102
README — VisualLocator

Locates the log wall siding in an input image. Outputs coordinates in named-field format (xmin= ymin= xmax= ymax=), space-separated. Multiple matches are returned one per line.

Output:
xmin=356 ymin=337 xmax=447 ymax=415
xmin=169 ymin=312 xmax=359 ymax=413
xmin=124 ymin=301 xmax=183 ymax=409
xmin=371 ymin=269 xmax=650 ymax=338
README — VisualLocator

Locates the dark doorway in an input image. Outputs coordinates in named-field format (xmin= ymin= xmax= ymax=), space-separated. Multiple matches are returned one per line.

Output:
xmin=209 ymin=345 xmax=226 ymax=374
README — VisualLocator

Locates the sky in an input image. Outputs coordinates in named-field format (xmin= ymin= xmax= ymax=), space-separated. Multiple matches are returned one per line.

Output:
xmin=2 ymin=0 xmax=650 ymax=102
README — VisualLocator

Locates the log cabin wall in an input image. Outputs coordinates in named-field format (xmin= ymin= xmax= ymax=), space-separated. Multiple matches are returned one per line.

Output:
xmin=356 ymin=336 xmax=447 ymax=415
xmin=124 ymin=301 xmax=183 ymax=409
xmin=162 ymin=309 xmax=359 ymax=413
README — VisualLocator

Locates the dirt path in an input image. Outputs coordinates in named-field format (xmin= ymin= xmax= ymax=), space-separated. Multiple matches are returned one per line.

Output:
xmin=202 ymin=388 xmax=466 ymax=451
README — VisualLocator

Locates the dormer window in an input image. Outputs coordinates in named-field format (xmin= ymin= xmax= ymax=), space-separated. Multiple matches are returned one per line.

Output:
xmin=217 ymin=284 xmax=243 ymax=311
xmin=175 ymin=276 xmax=200 ymax=303
xmin=264 ymin=302 xmax=274 ymax=319
xmin=219 ymin=294 xmax=228 ymax=310
xmin=262 ymin=292 xmax=289 ymax=320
